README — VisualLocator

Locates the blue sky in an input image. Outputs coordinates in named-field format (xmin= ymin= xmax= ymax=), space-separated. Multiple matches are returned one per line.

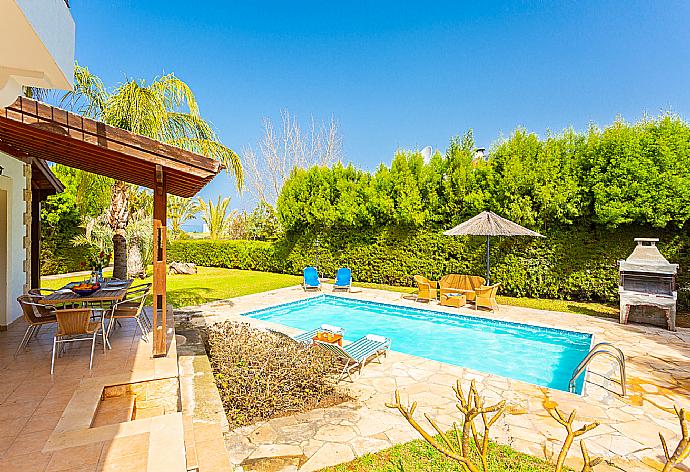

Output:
xmin=69 ymin=1 xmax=690 ymax=219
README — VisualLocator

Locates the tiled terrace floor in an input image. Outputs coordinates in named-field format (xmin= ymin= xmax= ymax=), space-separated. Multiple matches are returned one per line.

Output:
xmin=179 ymin=285 xmax=690 ymax=472
xmin=0 ymin=311 xmax=183 ymax=472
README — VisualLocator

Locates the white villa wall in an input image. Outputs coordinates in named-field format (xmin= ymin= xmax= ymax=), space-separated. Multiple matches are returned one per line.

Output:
xmin=0 ymin=0 xmax=75 ymax=105
xmin=15 ymin=0 xmax=75 ymax=83
xmin=0 ymin=152 xmax=29 ymax=327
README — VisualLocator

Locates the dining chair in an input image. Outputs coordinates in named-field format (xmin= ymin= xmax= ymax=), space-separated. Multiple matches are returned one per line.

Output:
xmin=51 ymin=308 xmax=102 ymax=374
xmin=27 ymin=288 xmax=56 ymax=298
xmin=15 ymin=295 xmax=58 ymax=357
xmin=106 ymin=285 xmax=151 ymax=342
xmin=128 ymin=283 xmax=153 ymax=330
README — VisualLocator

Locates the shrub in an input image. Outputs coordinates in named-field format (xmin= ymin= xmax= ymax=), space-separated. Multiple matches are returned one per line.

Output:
xmin=168 ymin=239 xmax=285 ymax=273
xmin=41 ymin=243 xmax=93 ymax=275
xmin=205 ymin=322 xmax=345 ymax=428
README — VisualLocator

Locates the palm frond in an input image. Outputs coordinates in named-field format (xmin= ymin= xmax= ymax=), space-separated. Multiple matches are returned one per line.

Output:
xmin=104 ymin=79 xmax=168 ymax=137
xmin=167 ymin=195 xmax=199 ymax=238
xmin=196 ymin=195 xmax=232 ymax=239
xmin=150 ymin=73 xmax=200 ymax=115
xmin=60 ymin=65 xmax=243 ymax=191
xmin=72 ymin=213 xmax=114 ymax=254
xmin=170 ymin=137 xmax=244 ymax=189
xmin=164 ymin=112 xmax=218 ymax=142
xmin=23 ymin=86 xmax=50 ymax=102
xmin=61 ymin=63 xmax=107 ymax=118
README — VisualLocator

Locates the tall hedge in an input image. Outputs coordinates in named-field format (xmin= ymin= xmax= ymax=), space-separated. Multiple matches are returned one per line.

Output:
xmin=167 ymin=239 xmax=284 ymax=273
xmin=264 ymin=114 xmax=690 ymax=309
xmin=168 ymin=225 xmax=689 ymax=309
xmin=277 ymin=116 xmax=690 ymax=234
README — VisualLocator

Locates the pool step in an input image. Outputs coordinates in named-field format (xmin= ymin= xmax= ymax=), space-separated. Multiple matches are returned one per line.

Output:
xmin=91 ymin=394 xmax=136 ymax=427
xmin=569 ymin=342 xmax=626 ymax=396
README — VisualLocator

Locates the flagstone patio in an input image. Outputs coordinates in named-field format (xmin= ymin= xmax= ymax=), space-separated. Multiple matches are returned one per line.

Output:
xmin=178 ymin=285 xmax=690 ymax=472
xmin=0 ymin=309 xmax=186 ymax=472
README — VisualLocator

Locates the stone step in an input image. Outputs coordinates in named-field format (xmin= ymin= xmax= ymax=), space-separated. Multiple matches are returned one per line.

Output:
xmin=183 ymin=414 xmax=199 ymax=471
xmin=91 ymin=394 xmax=136 ymax=428
xmin=193 ymin=422 xmax=233 ymax=472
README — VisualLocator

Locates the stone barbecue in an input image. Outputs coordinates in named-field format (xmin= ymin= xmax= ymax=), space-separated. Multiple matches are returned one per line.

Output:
xmin=619 ymin=237 xmax=678 ymax=330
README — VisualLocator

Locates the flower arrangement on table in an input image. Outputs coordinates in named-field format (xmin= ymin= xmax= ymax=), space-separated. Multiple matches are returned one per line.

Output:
xmin=84 ymin=251 xmax=111 ymax=281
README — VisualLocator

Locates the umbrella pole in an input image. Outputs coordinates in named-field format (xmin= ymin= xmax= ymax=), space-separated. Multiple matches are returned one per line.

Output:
xmin=486 ymin=235 xmax=491 ymax=285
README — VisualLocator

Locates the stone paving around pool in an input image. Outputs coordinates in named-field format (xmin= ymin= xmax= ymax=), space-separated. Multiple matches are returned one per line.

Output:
xmin=177 ymin=285 xmax=690 ymax=472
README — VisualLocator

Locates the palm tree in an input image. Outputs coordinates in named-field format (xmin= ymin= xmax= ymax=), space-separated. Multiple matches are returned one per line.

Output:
xmin=196 ymin=196 xmax=233 ymax=240
xmin=168 ymin=195 xmax=199 ymax=240
xmin=63 ymin=64 xmax=242 ymax=279
xmin=73 ymin=204 xmax=153 ymax=278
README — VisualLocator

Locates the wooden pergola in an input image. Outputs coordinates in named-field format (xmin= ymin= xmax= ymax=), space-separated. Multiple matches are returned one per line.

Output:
xmin=0 ymin=97 xmax=222 ymax=356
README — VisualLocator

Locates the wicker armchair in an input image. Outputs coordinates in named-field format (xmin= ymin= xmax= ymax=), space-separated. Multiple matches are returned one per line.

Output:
xmin=475 ymin=284 xmax=500 ymax=312
xmin=413 ymin=275 xmax=438 ymax=302
xmin=15 ymin=295 xmax=58 ymax=356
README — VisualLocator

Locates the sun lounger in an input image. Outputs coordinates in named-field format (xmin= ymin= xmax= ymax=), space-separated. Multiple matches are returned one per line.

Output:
xmin=303 ymin=267 xmax=321 ymax=291
xmin=333 ymin=267 xmax=352 ymax=292
xmin=316 ymin=334 xmax=391 ymax=382
xmin=268 ymin=324 xmax=344 ymax=344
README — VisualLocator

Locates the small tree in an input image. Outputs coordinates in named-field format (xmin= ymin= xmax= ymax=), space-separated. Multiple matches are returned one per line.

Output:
xmin=246 ymin=201 xmax=281 ymax=240
xmin=196 ymin=196 xmax=233 ymax=240
xmin=388 ymin=380 xmax=610 ymax=472
xmin=659 ymin=406 xmax=690 ymax=472
xmin=387 ymin=380 xmax=506 ymax=472
xmin=226 ymin=211 xmax=248 ymax=240
xmin=242 ymin=109 xmax=342 ymax=206
xmin=167 ymin=195 xmax=199 ymax=240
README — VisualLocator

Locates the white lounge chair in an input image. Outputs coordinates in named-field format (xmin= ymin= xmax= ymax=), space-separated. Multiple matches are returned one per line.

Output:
xmin=316 ymin=334 xmax=391 ymax=382
xmin=268 ymin=324 xmax=344 ymax=344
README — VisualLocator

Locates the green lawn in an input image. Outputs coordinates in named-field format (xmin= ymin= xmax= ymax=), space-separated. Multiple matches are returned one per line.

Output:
xmin=41 ymin=267 xmax=301 ymax=308
xmin=320 ymin=430 xmax=558 ymax=472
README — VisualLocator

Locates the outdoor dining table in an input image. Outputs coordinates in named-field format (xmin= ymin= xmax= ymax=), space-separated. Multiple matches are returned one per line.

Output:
xmin=42 ymin=279 xmax=134 ymax=306
xmin=41 ymin=279 xmax=135 ymax=352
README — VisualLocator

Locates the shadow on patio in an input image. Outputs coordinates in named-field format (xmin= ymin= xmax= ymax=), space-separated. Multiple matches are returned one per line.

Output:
xmin=0 ymin=309 xmax=183 ymax=471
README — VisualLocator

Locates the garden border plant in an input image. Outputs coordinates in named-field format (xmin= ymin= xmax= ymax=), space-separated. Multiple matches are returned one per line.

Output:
xmin=204 ymin=321 xmax=349 ymax=428
xmin=387 ymin=379 xmax=690 ymax=472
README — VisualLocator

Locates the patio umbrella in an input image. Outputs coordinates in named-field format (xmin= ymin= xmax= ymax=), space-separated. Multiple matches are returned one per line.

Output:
xmin=443 ymin=211 xmax=544 ymax=285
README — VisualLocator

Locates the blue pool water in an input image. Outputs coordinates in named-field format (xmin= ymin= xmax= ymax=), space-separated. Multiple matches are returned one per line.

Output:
xmin=245 ymin=295 xmax=592 ymax=393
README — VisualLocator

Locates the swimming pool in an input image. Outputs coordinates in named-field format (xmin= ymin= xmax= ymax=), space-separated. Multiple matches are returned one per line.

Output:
xmin=244 ymin=295 xmax=592 ymax=393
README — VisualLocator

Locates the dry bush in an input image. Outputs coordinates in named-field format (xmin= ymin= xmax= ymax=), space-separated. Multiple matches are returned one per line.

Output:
xmin=205 ymin=322 xmax=345 ymax=427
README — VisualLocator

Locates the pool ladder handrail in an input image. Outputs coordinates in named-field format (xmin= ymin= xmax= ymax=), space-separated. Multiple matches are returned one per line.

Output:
xmin=569 ymin=342 xmax=626 ymax=396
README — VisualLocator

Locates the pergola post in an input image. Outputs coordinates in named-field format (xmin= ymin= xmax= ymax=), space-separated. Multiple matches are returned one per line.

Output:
xmin=152 ymin=164 xmax=168 ymax=357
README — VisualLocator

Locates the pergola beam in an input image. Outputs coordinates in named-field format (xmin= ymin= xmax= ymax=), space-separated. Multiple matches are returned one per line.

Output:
xmin=0 ymin=97 xmax=221 ymax=197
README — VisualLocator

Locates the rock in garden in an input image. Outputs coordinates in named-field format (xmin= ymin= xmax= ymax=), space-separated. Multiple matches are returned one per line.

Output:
xmin=169 ymin=261 xmax=198 ymax=275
